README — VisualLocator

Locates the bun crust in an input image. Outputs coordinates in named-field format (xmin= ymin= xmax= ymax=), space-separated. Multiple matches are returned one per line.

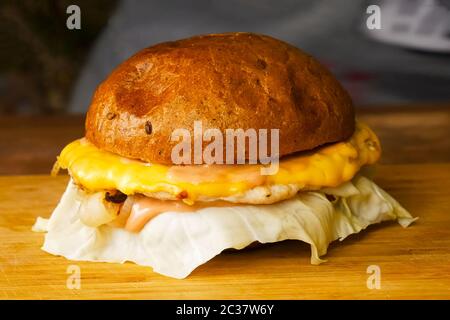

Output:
xmin=85 ymin=32 xmax=354 ymax=164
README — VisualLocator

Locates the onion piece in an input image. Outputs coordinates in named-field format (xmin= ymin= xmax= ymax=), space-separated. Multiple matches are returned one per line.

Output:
xmin=107 ymin=196 xmax=134 ymax=228
xmin=79 ymin=192 xmax=120 ymax=227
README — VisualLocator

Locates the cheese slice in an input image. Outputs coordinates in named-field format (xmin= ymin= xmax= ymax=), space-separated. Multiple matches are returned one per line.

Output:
xmin=55 ymin=122 xmax=381 ymax=203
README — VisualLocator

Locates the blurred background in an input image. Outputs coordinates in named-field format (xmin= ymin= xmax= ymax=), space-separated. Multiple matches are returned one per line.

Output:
xmin=0 ymin=0 xmax=449 ymax=115
xmin=0 ymin=0 xmax=449 ymax=175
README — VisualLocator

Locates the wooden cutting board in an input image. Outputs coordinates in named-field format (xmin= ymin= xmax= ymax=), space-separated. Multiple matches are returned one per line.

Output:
xmin=1 ymin=164 xmax=449 ymax=299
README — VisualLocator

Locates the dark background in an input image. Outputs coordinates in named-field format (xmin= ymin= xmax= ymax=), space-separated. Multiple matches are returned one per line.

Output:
xmin=0 ymin=0 xmax=449 ymax=115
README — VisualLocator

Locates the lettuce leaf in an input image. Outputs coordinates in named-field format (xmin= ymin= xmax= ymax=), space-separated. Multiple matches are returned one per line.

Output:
xmin=35 ymin=176 xmax=416 ymax=279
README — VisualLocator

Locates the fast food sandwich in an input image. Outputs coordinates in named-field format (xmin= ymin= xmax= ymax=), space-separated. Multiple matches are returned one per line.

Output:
xmin=34 ymin=33 xmax=415 ymax=279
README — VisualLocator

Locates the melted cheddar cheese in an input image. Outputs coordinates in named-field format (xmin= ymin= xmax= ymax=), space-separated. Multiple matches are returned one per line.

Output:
xmin=55 ymin=122 xmax=381 ymax=203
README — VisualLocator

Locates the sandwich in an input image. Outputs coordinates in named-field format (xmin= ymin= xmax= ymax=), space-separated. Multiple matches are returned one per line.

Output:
xmin=34 ymin=32 xmax=416 ymax=279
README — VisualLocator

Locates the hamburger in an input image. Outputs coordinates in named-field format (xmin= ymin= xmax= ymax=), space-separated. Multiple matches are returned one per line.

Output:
xmin=34 ymin=33 xmax=416 ymax=279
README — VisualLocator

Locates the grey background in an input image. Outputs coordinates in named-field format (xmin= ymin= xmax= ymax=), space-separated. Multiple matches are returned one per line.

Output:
xmin=69 ymin=0 xmax=450 ymax=113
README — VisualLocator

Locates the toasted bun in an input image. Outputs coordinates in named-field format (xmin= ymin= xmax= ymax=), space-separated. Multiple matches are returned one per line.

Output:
xmin=85 ymin=32 xmax=354 ymax=164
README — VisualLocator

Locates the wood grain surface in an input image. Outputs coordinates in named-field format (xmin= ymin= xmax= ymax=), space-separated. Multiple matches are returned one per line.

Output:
xmin=1 ymin=164 xmax=449 ymax=299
